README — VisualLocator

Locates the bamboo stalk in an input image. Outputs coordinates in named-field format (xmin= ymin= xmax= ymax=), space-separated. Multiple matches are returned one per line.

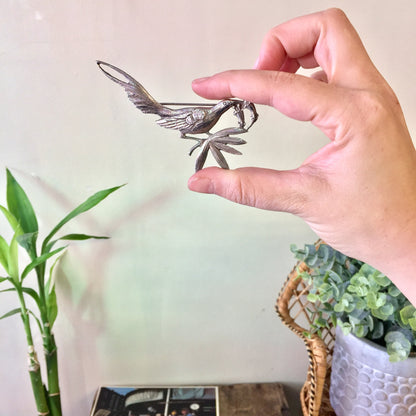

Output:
xmin=45 ymin=334 xmax=62 ymax=416
xmin=35 ymin=266 xmax=62 ymax=416
xmin=17 ymin=290 xmax=50 ymax=415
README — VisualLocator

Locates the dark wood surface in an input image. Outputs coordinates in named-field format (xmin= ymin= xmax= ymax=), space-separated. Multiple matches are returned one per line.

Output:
xmin=218 ymin=382 xmax=290 ymax=416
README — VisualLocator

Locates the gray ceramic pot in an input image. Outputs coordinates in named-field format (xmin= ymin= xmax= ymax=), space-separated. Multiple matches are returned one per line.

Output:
xmin=330 ymin=325 xmax=416 ymax=416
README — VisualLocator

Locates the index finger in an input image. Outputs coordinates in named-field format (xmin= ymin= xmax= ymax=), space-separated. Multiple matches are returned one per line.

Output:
xmin=256 ymin=8 xmax=380 ymax=88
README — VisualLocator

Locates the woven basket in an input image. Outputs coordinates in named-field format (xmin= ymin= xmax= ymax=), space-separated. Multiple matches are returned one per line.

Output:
xmin=276 ymin=261 xmax=337 ymax=416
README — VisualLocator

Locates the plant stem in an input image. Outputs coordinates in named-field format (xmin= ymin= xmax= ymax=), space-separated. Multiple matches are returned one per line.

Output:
xmin=16 ymin=288 xmax=50 ymax=415
xmin=35 ymin=266 xmax=62 ymax=416
xmin=45 ymin=333 xmax=62 ymax=416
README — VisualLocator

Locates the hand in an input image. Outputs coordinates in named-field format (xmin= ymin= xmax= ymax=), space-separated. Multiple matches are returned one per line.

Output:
xmin=188 ymin=8 xmax=416 ymax=304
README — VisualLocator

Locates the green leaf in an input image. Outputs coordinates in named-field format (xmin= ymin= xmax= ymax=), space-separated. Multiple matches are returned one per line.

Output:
xmin=372 ymin=303 xmax=394 ymax=320
xmin=372 ymin=271 xmax=391 ymax=288
xmin=339 ymin=321 xmax=352 ymax=335
xmin=59 ymin=233 xmax=109 ymax=241
xmin=388 ymin=285 xmax=402 ymax=297
xmin=353 ymin=325 xmax=366 ymax=338
xmin=408 ymin=317 xmax=416 ymax=331
xmin=45 ymin=233 xmax=109 ymax=252
xmin=400 ymin=304 xmax=416 ymax=325
xmin=0 ymin=235 xmax=9 ymax=272
xmin=0 ymin=204 xmax=21 ymax=233
xmin=46 ymin=285 xmax=58 ymax=329
xmin=21 ymin=287 xmax=42 ymax=309
xmin=16 ymin=232 xmax=38 ymax=257
xmin=0 ymin=308 xmax=21 ymax=320
xmin=6 ymin=169 xmax=38 ymax=234
xmin=0 ymin=286 xmax=41 ymax=310
xmin=372 ymin=320 xmax=385 ymax=339
xmin=360 ymin=263 xmax=377 ymax=277
xmin=42 ymin=184 xmax=124 ymax=253
xmin=314 ymin=312 xmax=329 ymax=328
xmin=45 ymin=253 xmax=64 ymax=294
xmin=307 ymin=293 xmax=319 ymax=303
xmin=8 ymin=233 xmax=19 ymax=283
xmin=367 ymin=292 xmax=387 ymax=310
xmin=21 ymin=246 xmax=66 ymax=281
xmin=27 ymin=309 xmax=43 ymax=334
xmin=45 ymin=254 xmax=63 ymax=329
xmin=385 ymin=330 xmax=412 ymax=362
xmin=327 ymin=270 xmax=343 ymax=286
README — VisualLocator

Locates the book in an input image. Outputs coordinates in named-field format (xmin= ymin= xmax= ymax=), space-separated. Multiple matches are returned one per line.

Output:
xmin=90 ymin=386 xmax=219 ymax=416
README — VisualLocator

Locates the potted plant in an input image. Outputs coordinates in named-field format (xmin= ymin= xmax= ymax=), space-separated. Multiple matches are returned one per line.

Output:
xmin=292 ymin=242 xmax=416 ymax=416
xmin=0 ymin=168 xmax=122 ymax=416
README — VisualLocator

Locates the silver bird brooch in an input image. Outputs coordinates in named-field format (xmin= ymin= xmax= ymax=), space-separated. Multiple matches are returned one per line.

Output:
xmin=97 ymin=61 xmax=258 ymax=171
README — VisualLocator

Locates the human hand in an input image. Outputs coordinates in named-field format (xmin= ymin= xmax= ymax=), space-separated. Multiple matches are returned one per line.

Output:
xmin=188 ymin=9 xmax=416 ymax=303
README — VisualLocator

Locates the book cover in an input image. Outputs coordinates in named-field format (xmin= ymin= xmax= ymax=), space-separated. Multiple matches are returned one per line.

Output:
xmin=90 ymin=386 xmax=219 ymax=416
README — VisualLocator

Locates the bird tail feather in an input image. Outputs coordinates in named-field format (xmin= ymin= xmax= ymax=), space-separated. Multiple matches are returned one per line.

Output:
xmin=97 ymin=61 xmax=171 ymax=116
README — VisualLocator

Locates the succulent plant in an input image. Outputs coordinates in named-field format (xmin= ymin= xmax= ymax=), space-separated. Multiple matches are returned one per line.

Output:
xmin=292 ymin=242 xmax=416 ymax=362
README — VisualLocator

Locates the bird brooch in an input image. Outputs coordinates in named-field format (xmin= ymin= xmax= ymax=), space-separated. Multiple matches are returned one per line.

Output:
xmin=97 ymin=61 xmax=258 ymax=171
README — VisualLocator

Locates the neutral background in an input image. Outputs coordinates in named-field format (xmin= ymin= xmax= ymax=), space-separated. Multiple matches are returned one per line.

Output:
xmin=1 ymin=1 xmax=415 ymax=415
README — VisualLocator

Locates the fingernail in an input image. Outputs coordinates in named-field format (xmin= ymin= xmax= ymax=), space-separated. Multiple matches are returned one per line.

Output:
xmin=253 ymin=57 xmax=260 ymax=69
xmin=188 ymin=175 xmax=214 ymax=194
xmin=192 ymin=76 xmax=210 ymax=85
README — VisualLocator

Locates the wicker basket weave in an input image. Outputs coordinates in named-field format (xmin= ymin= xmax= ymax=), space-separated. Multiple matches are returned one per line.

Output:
xmin=276 ymin=261 xmax=337 ymax=416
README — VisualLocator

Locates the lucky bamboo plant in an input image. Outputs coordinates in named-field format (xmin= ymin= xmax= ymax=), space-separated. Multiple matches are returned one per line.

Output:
xmin=0 ymin=168 xmax=122 ymax=415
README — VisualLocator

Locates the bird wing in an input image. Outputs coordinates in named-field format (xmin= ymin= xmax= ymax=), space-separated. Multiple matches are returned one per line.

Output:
xmin=156 ymin=113 xmax=192 ymax=131
xmin=156 ymin=108 xmax=207 ymax=132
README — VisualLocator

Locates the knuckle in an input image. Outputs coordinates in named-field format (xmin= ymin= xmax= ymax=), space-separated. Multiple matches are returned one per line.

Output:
xmin=223 ymin=172 xmax=260 ymax=208
xmin=227 ymin=175 xmax=252 ymax=206
xmin=322 ymin=8 xmax=349 ymax=24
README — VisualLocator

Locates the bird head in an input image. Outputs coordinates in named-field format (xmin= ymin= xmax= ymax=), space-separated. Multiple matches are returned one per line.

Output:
xmin=211 ymin=99 xmax=237 ymax=114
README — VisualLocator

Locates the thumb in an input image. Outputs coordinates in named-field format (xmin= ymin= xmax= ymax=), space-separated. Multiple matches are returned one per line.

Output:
xmin=188 ymin=166 xmax=312 ymax=214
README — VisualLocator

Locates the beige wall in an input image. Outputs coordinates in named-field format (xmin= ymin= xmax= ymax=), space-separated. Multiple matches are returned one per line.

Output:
xmin=1 ymin=1 xmax=415 ymax=414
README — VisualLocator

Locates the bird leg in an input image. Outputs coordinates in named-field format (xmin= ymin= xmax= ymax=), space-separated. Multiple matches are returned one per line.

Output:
xmin=180 ymin=133 xmax=210 ymax=155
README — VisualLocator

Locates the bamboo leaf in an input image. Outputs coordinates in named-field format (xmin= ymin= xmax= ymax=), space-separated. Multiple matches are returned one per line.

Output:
xmin=45 ymin=233 xmax=109 ymax=252
xmin=16 ymin=232 xmax=38 ymax=258
xmin=42 ymin=184 xmax=124 ymax=253
xmin=195 ymin=142 xmax=210 ymax=172
xmin=214 ymin=143 xmax=243 ymax=155
xmin=47 ymin=285 xmax=58 ymax=329
xmin=27 ymin=309 xmax=43 ymax=334
xmin=0 ymin=288 xmax=15 ymax=294
xmin=21 ymin=246 xmax=66 ymax=281
xmin=59 ymin=233 xmax=109 ymax=241
xmin=45 ymin=254 xmax=63 ymax=329
xmin=0 ymin=308 xmax=21 ymax=320
xmin=0 ymin=286 xmax=41 ymax=310
xmin=45 ymin=253 xmax=64 ymax=295
xmin=21 ymin=287 xmax=42 ymax=309
xmin=209 ymin=144 xmax=229 ymax=169
xmin=8 ymin=233 xmax=19 ymax=283
xmin=6 ymin=169 xmax=38 ymax=234
xmin=0 ymin=235 xmax=9 ymax=272
xmin=0 ymin=204 xmax=21 ymax=233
